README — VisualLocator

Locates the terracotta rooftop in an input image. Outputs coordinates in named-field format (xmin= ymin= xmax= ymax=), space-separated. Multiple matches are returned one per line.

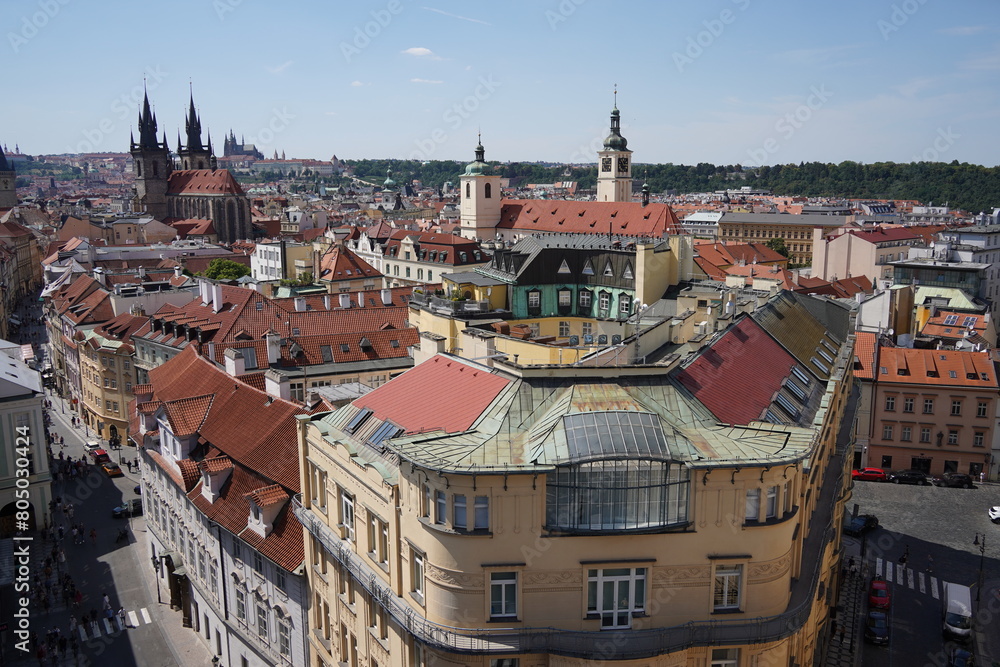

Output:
xmin=318 ymin=245 xmax=381 ymax=282
xmin=355 ymin=354 xmax=511 ymax=434
xmin=198 ymin=455 xmax=234 ymax=474
xmin=875 ymin=347 xmax=998 ymax=387
xmin=497 ymin=199 xmax=682 ymax=237
xmin=167 ymin=169 xmax=245 ymax=196
xmin=246 ymin=484 xmax=289 ymax=508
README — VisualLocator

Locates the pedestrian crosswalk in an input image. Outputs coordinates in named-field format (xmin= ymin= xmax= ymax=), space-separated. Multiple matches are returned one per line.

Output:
xmin=874 ymin=558 xmax=948 ymax=599
xmin=77 ymin=608 xmax=153 ymax=641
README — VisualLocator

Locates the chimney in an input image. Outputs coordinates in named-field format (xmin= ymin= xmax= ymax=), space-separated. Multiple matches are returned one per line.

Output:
xmin=294 ymin=297 xmax=306 ymax=312
xmin=338 ymin=293 xmax=351 ymax=309
xmin=138 ymin=266 xmax=146 ymax=279
xmin=323 ymin=294 xmax=331 ymax=310
xmin=212 ymin=283 xmax=224 ymax=313
xmin=357 ymin=292 xmax=365 ymax=307
xmin=92 ymin=267 xmax=106 ymax=287
xmin=207 ymin=341 xmax=216 ymax=361
xmin=200 ymin=279 xmax=211 ymax=305
xmin=224 ymin=347 xmax=246 ymax=376
xmin=264 ymin=368 xmax=290 ymax=401
xmin=174 ymin=266 xmax=183 ymax=279
xmin=380 ymin=288 xmax=392 ymax=306
xmin=265 ymin=333 xmax=281 ymax=364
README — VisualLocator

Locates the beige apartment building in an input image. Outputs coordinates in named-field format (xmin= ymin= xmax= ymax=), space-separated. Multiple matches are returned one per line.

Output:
xmin=295 ymin=326 xmax=854 ymax=666
xmin=861 ymin=345 xmax=999 ymax=477
xmin=78 ymin=313 xmax=145 ymax=443
xmin=811 ymin=227 xmax=921 ymax=283
xmin=717 ymin=212 xmax=848 ymax=266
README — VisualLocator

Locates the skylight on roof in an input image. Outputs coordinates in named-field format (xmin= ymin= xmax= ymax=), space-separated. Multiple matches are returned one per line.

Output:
xmin=791 ymin=367 xmax=810 ymax=384
xmin=963 ymin=316 xmax=978 ymax=327
xmin=345 ymin=407 xmax=372 ymax=433
xmin=944 ymin=315 xmax=959 ymax=325
xmin=811 ymin=357 xmax=829 ymax=374
xmin=774 ymin=394 xmax=800 ymax=420
xmin=368 ymin=421 xmax=402 ymax=448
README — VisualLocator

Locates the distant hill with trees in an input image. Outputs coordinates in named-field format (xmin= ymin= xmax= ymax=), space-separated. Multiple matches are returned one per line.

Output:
xmin=344 ymin=159 xmax=1000 ymax=215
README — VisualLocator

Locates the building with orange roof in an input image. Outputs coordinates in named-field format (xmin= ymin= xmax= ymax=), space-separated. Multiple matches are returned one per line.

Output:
xmin=857 ymin=344 xmax=999 ymax=478
xmin=917 ymin=309 xmax=996 ymax=349
xmin=811 ymin=226 xmax=922 ymax=283
xmin=133 ymin=346 xmax=310 ymax=666
xmin=78 ymin=312 xmax=147 ymax=442
xmin=382 ymin=229 xmax=489 ymax=288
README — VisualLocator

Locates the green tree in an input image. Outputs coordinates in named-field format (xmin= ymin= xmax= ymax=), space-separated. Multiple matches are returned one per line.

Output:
xmin=766 ymin=238 xmax=789 ymax=258
xmin=203 ymin=259 xmax=251 ymax=281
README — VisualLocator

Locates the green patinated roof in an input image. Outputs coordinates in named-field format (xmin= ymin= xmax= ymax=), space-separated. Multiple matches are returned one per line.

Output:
xmin=313 ymin=372 xmax=814 ymax=477
xmin=905 ymin=285 xmax=981 ymax=310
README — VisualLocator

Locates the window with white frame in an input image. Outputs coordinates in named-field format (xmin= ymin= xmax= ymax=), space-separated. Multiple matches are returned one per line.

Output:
xmin=558 ymin=290 xmax=571 ymax=307
xmin=579 ymin=290 xmax=592 ymax=308
xmin=434 ymin=490 xmax=446 ymax=525
xmin=411 ymin=549 xmax=425 ymax=598
xmin=558 ymin=321 xmax=570 ymax=337
xmin=340 ymin=489 xmax=355 ymax=542
xmin=745 ymin=489 xmax=760 ymax=522
xmin=256 ymin=603 xmax=268 ymax=639
xmin=765 ymin=486 xmax=778 ymax=519
xmin=974 ymin=432 xmax=985 ymax=447
xmin=582 ymin=322 xmax=593 ymax=337
xmin=474 ymin=496 xmax=489 ymax=530
xmin=277 ymin=614 xmax=291 ymax=657
xmin=236 ymin=588 xmax=247 ymax=621
xmin=210 ymin=560 xmax=218 ymax=594
xmin=527 ymin=291 xmax=540 ymax=308
xmin=713 ymin=565 xmax=742 ymax=611
xmin=453 ymin=495 xmax=467 ymax=530
xmin=710 ymin=648 xmax=739 ymax=667
xmin=421 ymin=483 xmax=431 ymax=518
xmin=490 ymin=572 xmax=517 ymax=619
xmin=586 ymin=567 xmax=646 ymax=629
xmin=253 ymin=551 xmax=264 ymax=575
xmin=978 ymin=401 xmax=988 ymax=418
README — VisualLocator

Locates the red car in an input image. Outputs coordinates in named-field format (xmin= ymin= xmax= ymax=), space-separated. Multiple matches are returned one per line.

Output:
xmin=852 ymin=467 xmax=888 ymax=482
xmin=868 ymin=578 xmax=890 ymax=609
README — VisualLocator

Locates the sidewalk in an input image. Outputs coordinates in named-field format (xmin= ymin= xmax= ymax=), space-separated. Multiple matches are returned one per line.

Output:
xmin=822 ymin=565 xmax=865 ymax=667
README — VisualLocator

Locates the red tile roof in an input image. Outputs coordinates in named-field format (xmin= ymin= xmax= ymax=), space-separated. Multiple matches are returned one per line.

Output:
xmin=355 ymin=355 xmax=510 ymax=433
xmin=246 ymin=484 xmax=288 ymax=508
xmin=673 ymin=317 xmax=798 ymax=425
xmin=167 ymin=169 xmax=245 ymax=196
xmin=920 ymin=311 xmax=989 ymax=339
xmin=162 ymin=395 xmax=214 ymax=437
xmin=853 ymin=332 xmax=876 ymax=380
xmin=849 ymin=227 xmax=920 ymax=244
xmin=875 ymin=347 xmax=998 ymax=388
xmin=497 ymin=199 xmax=682 ymax=237
xmin=198 ymin=455 xmax=234 ymax=474
xmin=318 ymin=245 xmax=381 ymax=282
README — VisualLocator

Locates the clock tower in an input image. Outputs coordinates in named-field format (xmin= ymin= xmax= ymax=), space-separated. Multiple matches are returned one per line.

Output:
xmin=0 ymin=143 xmax=16 ymax=209
xmin=596 ymin=100 xmax=632 ymax=203
xmin=459 ymin=136 xmax=502 ymax=240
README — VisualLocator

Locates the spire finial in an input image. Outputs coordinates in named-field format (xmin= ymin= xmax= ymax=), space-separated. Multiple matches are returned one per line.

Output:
xmin=613 ymin=83 xmax=617 ymax=108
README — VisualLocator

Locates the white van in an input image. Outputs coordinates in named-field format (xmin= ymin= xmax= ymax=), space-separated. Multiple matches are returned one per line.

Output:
xmin=942 ymin=582 xmax=973 ymax=640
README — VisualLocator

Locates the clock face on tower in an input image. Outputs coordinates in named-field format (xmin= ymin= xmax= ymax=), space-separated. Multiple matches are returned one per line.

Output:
xmin=601 ymin=157 xmax=612 ymax=172
xmin=617 ymin=157 xmax=629 ymax=174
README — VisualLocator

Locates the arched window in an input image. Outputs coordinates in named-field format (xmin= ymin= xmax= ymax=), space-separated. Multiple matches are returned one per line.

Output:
xmin=417 ymin=268 xmax=424 ymax=280
xmin=466 ymin=182 xmax=471 ymax=199
xmin=137 ymin=162 xmax=141 ymax=177
xmin=485 ymin=183 xmax=492 ymax=199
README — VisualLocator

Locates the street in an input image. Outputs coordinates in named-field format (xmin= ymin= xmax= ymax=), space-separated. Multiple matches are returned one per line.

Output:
xmin=849 ymin=479 xmax=1000 ymax=666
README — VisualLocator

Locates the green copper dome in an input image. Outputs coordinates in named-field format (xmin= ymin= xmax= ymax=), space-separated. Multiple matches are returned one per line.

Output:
xmin=464 ymin=140 xmax=489 ymax=175
xmin=382 ymin=168 xmax=396 ymax=188
xmin=603 ymin=106 xmax=629 ymax=151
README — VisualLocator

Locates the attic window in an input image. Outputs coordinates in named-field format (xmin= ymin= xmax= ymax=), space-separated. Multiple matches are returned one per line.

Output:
xmin=963 ymin=316 xmax=978 ymax=327
xmin=603 ymin=261 xmax=614 ymax=277
xmin=292 ymin=328 xmax=300 ymax=336
xmin=340 ymin=343 xmax=350 ymax=353
xmin=982 ymin=372 xmax=990 ymax=381
xmin=558 ymin=259 xmax=571 ymax=274
xmin=622 ymin=262 xmax=634 ymax=280
xmin=359 ymin=337 xmax=373 ymax=349
xmin=320 ymin=345 xmax=333 ymax=363
xmin=368 ymin=421 xmax=402 ymax=448
xmin=345 ymin=407 xmax=373 ymax=433
xmin=390 ymin=340 xmax=399 ymax=348
xmin=255 ymin=302 xmax=263 ymax=311
xmin=949 ymin=370 xmax=958 ymax=378
xmin=582 ymin=260 xmax=595 ymax=276
xmin=943 ymin=315 xmax=959 ymax=325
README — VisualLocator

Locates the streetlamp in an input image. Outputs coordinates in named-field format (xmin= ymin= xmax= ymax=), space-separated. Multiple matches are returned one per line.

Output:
xmin=151 ymin=555 xmax=162 ymax=604
xmin=974 ymin=532 xmax=986 ymax=603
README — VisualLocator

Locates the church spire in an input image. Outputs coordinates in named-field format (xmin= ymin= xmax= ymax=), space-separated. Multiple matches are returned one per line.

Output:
xmin=0 ymin=143 xmax=10 ymax=171
xmin=135 ymin=88 xmax=160 ymax=149
xmin=185 ymin=87 xmax=203 ymax=152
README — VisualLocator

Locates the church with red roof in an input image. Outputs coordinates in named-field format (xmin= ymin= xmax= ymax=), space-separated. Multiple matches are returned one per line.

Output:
xmin=130 ymin=91 xmax=252 ymax=244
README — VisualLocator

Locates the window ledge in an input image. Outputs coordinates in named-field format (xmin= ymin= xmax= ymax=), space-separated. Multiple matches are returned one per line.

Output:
xmin=408 ymin=591 xmax=425 ymax=607
xmin=712 ymin=608 xmax=743 ymax=615
xmin=487 ymin=616 xmax=520 ymax=623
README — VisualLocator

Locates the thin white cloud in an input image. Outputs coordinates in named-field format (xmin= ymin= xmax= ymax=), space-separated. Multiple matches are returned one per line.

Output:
xmin=350 ymin=81 xmax=365 ymax=87
xmin=411 ymin=78 xmax=444 ymax=84
xmin=324 ymin=111 xmax=337 ymax=116
xmin=893 ymin=77 xmax=935 ymax=98
xmin=402 ymin=47 xmax=435 ymax=57
xmin=421 ymin=6 xmax=490 ymax=25
xmin=266 ymin=60 xmax=293 ymax=74
xmin=940 ymin=25 xmax=989 ymax=36
xmin=770 ymin=44 xmax=860 ymax=66
xmin=960 ymin=46 xmax=1000 ymax=71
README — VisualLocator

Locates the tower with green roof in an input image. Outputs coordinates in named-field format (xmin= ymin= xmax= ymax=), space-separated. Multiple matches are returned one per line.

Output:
xmin=596 ymin=90 xmax=633 ymax=203
xmin=459 ymin=135 xmax=501 ymax=240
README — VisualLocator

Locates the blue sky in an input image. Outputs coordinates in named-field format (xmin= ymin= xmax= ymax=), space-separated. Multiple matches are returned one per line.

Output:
xmin=4 ymin=0 xmax=1000 ymax=167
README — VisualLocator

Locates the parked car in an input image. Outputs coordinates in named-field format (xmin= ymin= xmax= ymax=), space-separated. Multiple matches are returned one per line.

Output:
xmin=864 ymin=610 xmax=890 ymax=645
xmin=852 ymin=467 xmax=888 ymax=482
xmin=101 ymin=461 xmax=123 ymax=477
xmin=88 ymin=448 xmax=110 ymax=464
xmin=888 ymin=469 xmax=930 ymax=485
xmin=932 ymin=473 xmax=975 ymax=489
xmin=868 ymin=578 xmax=891 ymax=609
xmin=134 ymin=484 xmax=141 ymax=495
xmin=990 ymin=506 xmax=1000 ymax=523
xmin=947 ymin=646 xmax=975 ymax=667
xmin=84 ymin=440 xmax=102 ymax=453
xmin=844 ymin=514 xmax=879 ymax=537
xmin=112 ymin=498 xmax=142 ymax=518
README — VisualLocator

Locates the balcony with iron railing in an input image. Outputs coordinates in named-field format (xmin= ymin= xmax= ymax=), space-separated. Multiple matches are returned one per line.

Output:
xmin=293 ymin=450 xmax=846 ymax=661
xmin=409 ymin=291 xmax=501 ymax=317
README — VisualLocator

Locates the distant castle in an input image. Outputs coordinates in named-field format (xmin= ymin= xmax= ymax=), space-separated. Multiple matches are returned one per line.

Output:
xmin=223 ymin=130 xmax=263 ymax=160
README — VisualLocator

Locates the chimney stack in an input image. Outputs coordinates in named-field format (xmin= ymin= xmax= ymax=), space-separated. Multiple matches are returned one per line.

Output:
xmin=380 ymin=288 xmax=392 ymax=306
xmin=294 ymin=296 xmax=306 ymax=312
xmin=224 ymin=347 xmax=246 ymax=376
xmin=338 ymin=293 xmax=351 ymax=309
xmin=212 ymin=283 xmax=224 ymax=313
xmin=264 ymin=368 xmax=290 ymax=401
xmin=323 ymin=294 xmax=331 ymax=311
xmin=357 ymin=292 xmax=365 ymax=307
xmin=265 ymin=333 xmax=281 ymax=365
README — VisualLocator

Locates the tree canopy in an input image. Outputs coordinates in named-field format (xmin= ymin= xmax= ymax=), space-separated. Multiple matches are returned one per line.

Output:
xmin=202 ymin=258 xmax=251 ymax=281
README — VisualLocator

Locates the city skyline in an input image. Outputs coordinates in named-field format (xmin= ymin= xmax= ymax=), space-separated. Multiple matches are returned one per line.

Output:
xmin=4 ymin=0 xmax=1000 ymax=167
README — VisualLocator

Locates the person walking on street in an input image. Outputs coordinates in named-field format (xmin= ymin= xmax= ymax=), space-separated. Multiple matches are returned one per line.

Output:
xmin=118 ymin=607 xmax=127 ymax=628
xmin=90 ymin=528 xmax=97 ymax=546
xmin=102 ymin=592 xmax=111 ymax=611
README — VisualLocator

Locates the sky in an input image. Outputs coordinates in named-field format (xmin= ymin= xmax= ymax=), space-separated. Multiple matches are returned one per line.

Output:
xmin=4 ymin=0 xmax=1000 ymax=167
